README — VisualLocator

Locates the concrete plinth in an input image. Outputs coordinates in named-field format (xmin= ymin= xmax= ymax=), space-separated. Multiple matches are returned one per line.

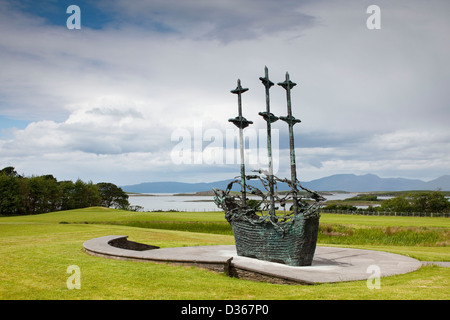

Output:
xmin=83 ymin=235 xmax=423 ymax=285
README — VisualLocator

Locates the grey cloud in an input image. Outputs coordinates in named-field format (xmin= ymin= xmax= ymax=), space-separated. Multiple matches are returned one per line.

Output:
xmin=99 ymin=0 xmax=317 ymax=42
xmin=86 ymin=107 xmax=144 ymax=119
xmin=0 ymin=102 xmax=175 ymax=157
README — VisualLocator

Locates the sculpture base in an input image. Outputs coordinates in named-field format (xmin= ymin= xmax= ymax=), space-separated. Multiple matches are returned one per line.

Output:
xmin=230 ymin=215 xmax=319 ymax=266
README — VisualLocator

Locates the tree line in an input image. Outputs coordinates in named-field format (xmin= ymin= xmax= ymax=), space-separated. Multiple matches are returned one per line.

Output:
xmin=0 ymin=167 xmax=130 ymax=216
xmin=379 ymin=191 xmax=450 ymax=214
xmin=322 ymin=190 xmax=450 ymax=215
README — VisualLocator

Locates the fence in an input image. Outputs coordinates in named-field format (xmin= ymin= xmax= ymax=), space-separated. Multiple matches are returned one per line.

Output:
xmin=320 ymin=209 xmax=449 ymax=218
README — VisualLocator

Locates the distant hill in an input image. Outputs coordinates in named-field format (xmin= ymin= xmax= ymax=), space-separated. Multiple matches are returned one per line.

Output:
xmin=122 ymin=180 xmax=233 ymax=194
xmin=301 ymin=174 xmax=426 ymax=192
xmin=122 ymin=178 xmax=290 ymax=194
xmin=422 ymin=175 xmax=450 ymax=191
xmin=121 ymin=174 xmax=450 ymax=193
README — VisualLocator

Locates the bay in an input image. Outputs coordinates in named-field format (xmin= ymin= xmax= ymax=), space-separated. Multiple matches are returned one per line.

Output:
xmin=127 ymin=192 xmax=359 ymax=212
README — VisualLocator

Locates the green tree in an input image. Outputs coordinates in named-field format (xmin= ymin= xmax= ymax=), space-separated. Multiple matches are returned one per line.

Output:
xmin=381 ymin=191 xmax=449 ymax=214
xmin=25 ymin=175 xmax=60 ymax=214
xmin=380 ymin=194 xmax=413 ymax=213
xmin=72 ymin=179 xmax=101 ymax=209
xmin=42 ymin=175 xmax=61 ymax=212
xmin=97 ymin=182 xmax=129 ymax=209
xmin=0 ymin=166 xmax=130 ymax=215
xmin=0 ymin=166 xmax=20 ymax=177
xmin=0 ymin=174 xmax=22 ymax=215
xmin=410 ymin=191 xmax=449 ymax=213
xmin=59 ymin=180 xmax=76 ymax=210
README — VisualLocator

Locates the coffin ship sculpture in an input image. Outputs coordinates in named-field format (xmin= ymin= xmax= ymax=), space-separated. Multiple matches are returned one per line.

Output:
xmin=213 ymin=67 xmax=325 ymax=266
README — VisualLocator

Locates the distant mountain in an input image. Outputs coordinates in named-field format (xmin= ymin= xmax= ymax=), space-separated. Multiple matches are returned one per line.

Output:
xmin=121 ymin=174 xmax=450 ymax=193
xmin=422 ymin=175 xmax=450 ymax=191
xmin=122 ymin=179 xmax=290 ymax=194
xmin=301 ymin=174 xmax=450 ymax=192
xmin=121 ymin=180 xmax=234 ymax=194
xmin=302 ymin=174 xmax=426 ymax=192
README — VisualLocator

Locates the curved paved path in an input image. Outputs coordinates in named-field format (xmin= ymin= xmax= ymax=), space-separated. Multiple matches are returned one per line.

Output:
xmin=84 ymin=235 xmax=424 ymax=285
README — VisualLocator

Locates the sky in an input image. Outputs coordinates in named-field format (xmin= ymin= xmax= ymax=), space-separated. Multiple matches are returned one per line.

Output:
xmin=0 ymin=0 xmax=449 ymax=186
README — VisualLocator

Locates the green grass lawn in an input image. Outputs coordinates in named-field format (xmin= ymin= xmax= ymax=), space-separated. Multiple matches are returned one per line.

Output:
xmin=0 ymin=207 xmax=449 ymax=300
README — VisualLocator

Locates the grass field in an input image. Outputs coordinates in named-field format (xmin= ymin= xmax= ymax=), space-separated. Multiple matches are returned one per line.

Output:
xmin=0 ymin=207 xmax=449 ymax=300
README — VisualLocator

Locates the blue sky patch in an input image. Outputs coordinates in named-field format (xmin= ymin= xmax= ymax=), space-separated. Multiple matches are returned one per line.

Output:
xmin=0 ymin=116 xmax=29 ymax=137
xmin=16 ymin=0 xmax=113 ymax=30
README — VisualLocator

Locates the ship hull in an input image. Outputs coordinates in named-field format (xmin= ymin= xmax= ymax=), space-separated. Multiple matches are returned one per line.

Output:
xmin=230 ymin=215 xmax=320 ymax=266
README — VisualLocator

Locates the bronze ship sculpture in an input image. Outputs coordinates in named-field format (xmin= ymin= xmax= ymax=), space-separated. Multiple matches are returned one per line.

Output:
xmin=213 ymin=67 xmax=325 ymax=266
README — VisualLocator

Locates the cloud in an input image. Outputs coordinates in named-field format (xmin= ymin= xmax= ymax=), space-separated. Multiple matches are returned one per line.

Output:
xmin=0 ymin=96 xmax=174 ymax=155
xmin=99 ymin=0 xmax=316 ymax=42
xmin=292 ymin=128 xmax=450 ymax=181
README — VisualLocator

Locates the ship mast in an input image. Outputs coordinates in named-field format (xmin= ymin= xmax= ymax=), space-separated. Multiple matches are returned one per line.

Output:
xmin=278 ymin=72 xmax=301 ymax=213
xmin=258 ymin=66 xmax=278 ymax=217
xmin=229 ymin=79 xmax=253 ymax=207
